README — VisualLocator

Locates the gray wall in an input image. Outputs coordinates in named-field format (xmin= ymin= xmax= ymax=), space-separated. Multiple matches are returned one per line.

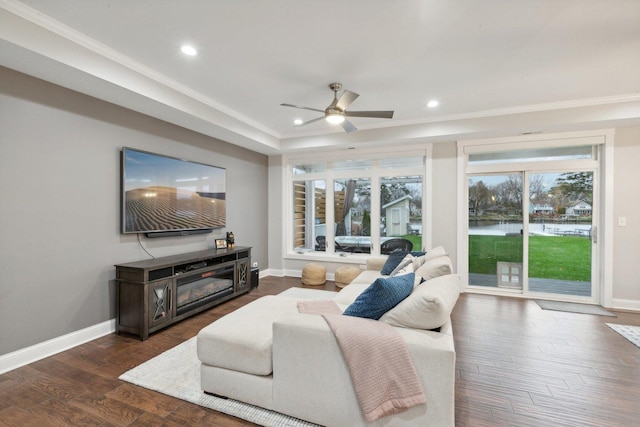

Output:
xmin=431 ymin=142 xmax=458 ymax=267
xmin=0 ymin=67 xmax=268 ymax=356
xmin=613 ymin=126 xmax=640 ymax=307
xmin=267 ymin=155 xmax=285 ymax=273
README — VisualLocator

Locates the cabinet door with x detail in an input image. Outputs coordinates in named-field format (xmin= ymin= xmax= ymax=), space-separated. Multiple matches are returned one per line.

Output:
xmin=148 ymin=280 xmax=172 ymax=328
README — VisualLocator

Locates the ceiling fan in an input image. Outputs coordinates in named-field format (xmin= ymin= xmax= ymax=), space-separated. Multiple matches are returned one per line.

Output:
xmin=280 ymin=83 xmax=394 ymax=133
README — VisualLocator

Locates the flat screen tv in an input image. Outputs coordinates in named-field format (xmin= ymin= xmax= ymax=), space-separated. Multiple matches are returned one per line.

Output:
xmin=121 ymin=147 xmax=226 ymax=237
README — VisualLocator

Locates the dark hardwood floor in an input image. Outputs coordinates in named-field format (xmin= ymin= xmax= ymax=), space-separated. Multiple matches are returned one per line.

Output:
xmin=1 ymin=276 xmax=639 ymax=426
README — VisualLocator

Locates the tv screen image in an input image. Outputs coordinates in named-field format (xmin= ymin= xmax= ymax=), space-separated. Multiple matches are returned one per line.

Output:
xmin=122 ymin=148 xmax=226 ymax=235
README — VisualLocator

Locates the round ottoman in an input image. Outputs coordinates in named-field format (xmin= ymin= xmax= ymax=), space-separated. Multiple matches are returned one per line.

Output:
xmin=335 ymin=265 xmax=361 ymax=288
xmin=301 ymin=263 xmax=326 ymax=286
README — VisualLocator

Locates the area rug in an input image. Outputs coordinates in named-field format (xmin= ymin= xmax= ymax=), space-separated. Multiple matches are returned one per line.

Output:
xmin=535 ymin=300 xmax=616 ymax=317
xmin=606 ymin=323 xmax=640 ymax=349
xmin=119 ymin=288 xmax=335 ymax=426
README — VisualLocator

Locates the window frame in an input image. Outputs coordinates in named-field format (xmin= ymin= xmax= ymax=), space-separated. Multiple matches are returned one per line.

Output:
xmin=456 ymin=129 xmax=615 ymax=307
xmin=284 ymin=146 xmax=432 ymax=262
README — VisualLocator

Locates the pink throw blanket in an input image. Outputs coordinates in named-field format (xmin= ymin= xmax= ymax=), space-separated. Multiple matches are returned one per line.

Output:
xmin=297 ymin=300 xmax=426 ymax=422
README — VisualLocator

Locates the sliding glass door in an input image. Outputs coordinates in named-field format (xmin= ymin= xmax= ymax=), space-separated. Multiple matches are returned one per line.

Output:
xmin=468 ymin=174 xmax=524 ymax=289
xmin=528 ymin=172 xmax=594 ymax=297
xmin=460 ymin=131 xmax=612 ymax=305
xmin=467 ymin=169 xmax=596 ymax=300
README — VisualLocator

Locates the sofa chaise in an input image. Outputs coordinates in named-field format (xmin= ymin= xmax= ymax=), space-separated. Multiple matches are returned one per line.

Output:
xmin=197 ymin=247 xmax=461 ymax=426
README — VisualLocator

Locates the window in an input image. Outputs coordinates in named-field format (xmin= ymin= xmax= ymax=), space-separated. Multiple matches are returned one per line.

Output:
xmin=293 ymin=180 xmax=326 ymax=251
xmin=334 ymin=178 xmax=371 ymax=253
xmin=293 ymin=163 xmax=327 ymax=174
xmin=287 ymin=151 xmax=428 ymax=257
xmin=381 ymin=176 xmax=422 ymax=252
xmin=468 ymin=145 xmax=594 ymax=165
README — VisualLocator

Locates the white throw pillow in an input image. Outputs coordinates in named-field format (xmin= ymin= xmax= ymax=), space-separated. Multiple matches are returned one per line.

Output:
xmin=424 ymin=246 xmax=448 ymax=261
xmin=392 ymin=257 xmax=414 ymax=276
xmin=410 ymin=246 xmax=447 ymax=271
xmin=389 ymin=254 xmax=414 ymax=276
xmin=411 ymin=255 xmax=427 ymax=271
xmin=414 ymin=256 xmax=452 ymax=282
xmin=392 ymin=262 xmax=424 ymax=287
xmin=380 ymin=274 xmax=462 ymax=330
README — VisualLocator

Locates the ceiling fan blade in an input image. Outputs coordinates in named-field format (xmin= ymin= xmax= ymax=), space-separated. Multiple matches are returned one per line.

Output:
xmin=336 ymin=90 xmax=359 ymax=111
xmin=280 ymin=103 xmax=325 ymax=113
xmin=344 ymin=110 xmax=394 ymax=119
xmin=294 ymin=116 xmax=325 ymax=127
xmin=341 ymin=119 xmax=357 ymax=133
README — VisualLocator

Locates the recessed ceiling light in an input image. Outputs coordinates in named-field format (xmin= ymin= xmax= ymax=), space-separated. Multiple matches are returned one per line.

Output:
xmin=427 ymin=100 xmax=439 ymax=108
xmin=294 ymin=119 xmax=303 ymax=125
xmin=181 ymin=45 xmax=198 ymax=56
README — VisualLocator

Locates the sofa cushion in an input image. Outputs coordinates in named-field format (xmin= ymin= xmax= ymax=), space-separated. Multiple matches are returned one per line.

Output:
xmin=380 ymin=250 xmax=426 ymax=275
xmin=380 ymin=274 xmax=461 ymax=330
xmin=392 ymin=258 xmax=415 ymax=277
xmin=333 ymin=282 xmax=370 ymax=306
xmin=349 ymin=270 xmax=388 ymax=287
xmin=365 ymin=256 xmax=388 ymax=272
xmin=388 ymin=254 xmax=414 ymax=276
xmin=404 ymin=246 xmax=448 ymax=271
xmin=411 ymin=254 xmax=427 ymax=271
xmin=425 ymin=246 xmax=448 ymax=261
xmin=414 ymin=256 xmax=452 ymax=282
xmin=343 ymin=273 xmax=415 ymax=320
xmin=197 ymin=295 xmax=300 ymax=376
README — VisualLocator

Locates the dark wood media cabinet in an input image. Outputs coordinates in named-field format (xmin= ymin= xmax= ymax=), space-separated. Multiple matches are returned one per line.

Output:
xmin=115 ymin=246 xmax=251 ymax=340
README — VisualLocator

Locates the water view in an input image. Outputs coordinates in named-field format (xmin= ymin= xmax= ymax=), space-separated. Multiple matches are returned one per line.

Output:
xmin=469 ymin=221 xmax=592 ymax=237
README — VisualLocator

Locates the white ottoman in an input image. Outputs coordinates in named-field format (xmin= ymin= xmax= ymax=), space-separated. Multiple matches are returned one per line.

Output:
xmin=197 ymin=295 xmax=300 ymax=410
xmin=197 ymin=295 xmax=299 ymax=376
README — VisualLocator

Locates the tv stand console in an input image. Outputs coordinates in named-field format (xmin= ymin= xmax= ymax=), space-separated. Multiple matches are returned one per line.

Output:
xmin=115 ymin=247 xmax=251 ymax=340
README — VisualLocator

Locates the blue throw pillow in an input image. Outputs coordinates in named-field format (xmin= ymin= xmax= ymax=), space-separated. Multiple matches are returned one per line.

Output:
xmin=380 ymin=250 xmax=426 ymax=275
xmin=343 ymin=273 xmax=415 ymax=320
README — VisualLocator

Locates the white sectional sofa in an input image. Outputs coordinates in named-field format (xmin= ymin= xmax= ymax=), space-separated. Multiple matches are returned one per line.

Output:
xmin=197 ymin=248 xmax=461 ymax=426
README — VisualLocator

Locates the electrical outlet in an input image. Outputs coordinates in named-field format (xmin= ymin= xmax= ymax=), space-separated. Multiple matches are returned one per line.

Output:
xmin=252 ymin=262 xmax=258 ymax=268
xmin=618 ymin=216 xmax=627 ymax=227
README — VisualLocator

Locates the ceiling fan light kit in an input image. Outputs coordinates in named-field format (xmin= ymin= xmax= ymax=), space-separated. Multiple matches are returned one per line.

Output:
xmin=326 ymin=112 xmax=345 ymax=124
xmin=281 ymin=83 xmax=394 ymax=133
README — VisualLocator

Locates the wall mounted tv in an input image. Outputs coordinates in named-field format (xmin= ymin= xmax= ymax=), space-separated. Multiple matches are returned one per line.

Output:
xmin=121 ymin=147 xmax=226 ymax=237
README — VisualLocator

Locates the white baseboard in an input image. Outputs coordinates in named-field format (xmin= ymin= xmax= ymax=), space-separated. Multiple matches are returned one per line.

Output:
xmin=611 ymin=298 xmax=640 ymax=312
xmin=283 ymin=269 xmax=301 ymax=278
xmin=0 ymin=319 xmax=116 ymax=375
xmin=263 ymin=268 xmax=284 ymax=277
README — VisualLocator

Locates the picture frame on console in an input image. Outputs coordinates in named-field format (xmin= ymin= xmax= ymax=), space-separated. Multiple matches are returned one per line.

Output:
xmin=215 ymin=239 xmax=227 ymax=249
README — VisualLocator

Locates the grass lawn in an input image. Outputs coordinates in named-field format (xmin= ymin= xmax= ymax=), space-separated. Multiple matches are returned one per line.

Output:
xmin=402 ymin=234 xmax=423 ymax=251
xmin=469 ymin=235 xmax=591 ymax=282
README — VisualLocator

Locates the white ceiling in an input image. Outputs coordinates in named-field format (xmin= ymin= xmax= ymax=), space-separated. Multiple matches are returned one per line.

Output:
xmin=2 ymin=0 xmax=640 ymax=155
